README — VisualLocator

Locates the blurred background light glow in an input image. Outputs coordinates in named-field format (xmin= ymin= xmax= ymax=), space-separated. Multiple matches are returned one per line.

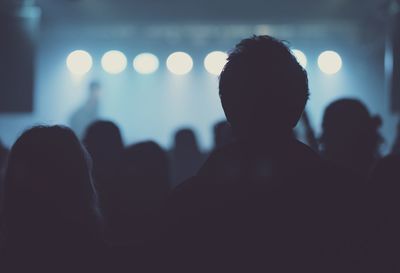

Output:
xmin=133 ymin=53 xmax=159 ymax=74
xmin=101 ymin=50 xmax=127 ymax=74
xmin=318 ymin=50 xmax=342 ymax=75
xmin=166 ymin=52 xmax=193 ymax=75
xmin=291 ymin=49 xmax=307 ymax=69
xmin=204 ymin=51 xmax=228 ymax=75
xmin=66 ymin=50 xmax=93 ymax=75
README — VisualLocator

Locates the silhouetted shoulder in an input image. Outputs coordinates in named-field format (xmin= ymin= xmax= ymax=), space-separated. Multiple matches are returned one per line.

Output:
xmin=197 ymin=138 xmax=323 ymax=179
xmin=165 ymin=139 xmax=364 ymax=272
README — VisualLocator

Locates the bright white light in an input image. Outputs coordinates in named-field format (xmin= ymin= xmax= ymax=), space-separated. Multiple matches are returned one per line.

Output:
xmin=204 ymin=51 xmax=228 ymax=75
xmin=166 ymin=52 xmax=193 ymax=75
xmin=318 ymin=51 xmax=342 ymax=75
xmin=292 ymin=49 xmax=307 ymax=69
xmin=133 ymin=53 xmax=159 ymax=74
xmin=101 ymin=50 xmax=127 ymax=74
xmin=66 ymin=50 xmax=93 ymax=75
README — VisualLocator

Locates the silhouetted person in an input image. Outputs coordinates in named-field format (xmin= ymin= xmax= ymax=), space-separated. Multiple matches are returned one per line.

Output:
xmin=83 ymin=120 xmax=124 ymax=243
xmin=107 ymin=141 xmax=169 ymax=245
xmin=320 ymin=98 xmax=382 ymax=177
xmin=169 ymin=128 xmax=206 ymax=188
xmin=83 ymin=120 xmax=124 ymax=184
xmin=366 ymin=154 xmax=400 ymax=272
xmin=70 ymin=81 xmax=101 ymax=139
xmin=100 ymin=141 xmax=170 ymax=271
xmin=164 ymin=36 xmax=363 ymax=273
xmin=0 ymin=126 xmax=105 ymax=271
xmin=213 ymin=120 xmax=234 ymax=150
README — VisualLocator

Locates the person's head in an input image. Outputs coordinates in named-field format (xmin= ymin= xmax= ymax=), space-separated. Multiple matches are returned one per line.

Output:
xmin=219 ymin=35 xmax=309 ymax=138
xmin=321 ymin=99 xmax=382 ymax=173
xmin=3 ymin=126 xmax=101 ymax=239
xmin=123 ymin=141 xmax=170 ymax=192
xmin=174 ymin=128 xmax=200 ymax=153
xmin=83 ymin=120 xmax=124 ymax=167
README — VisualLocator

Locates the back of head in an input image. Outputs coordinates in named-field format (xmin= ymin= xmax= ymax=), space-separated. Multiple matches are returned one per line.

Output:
xmin=123 ymin=141 xmax=169 ymax=195
xmin=83 ymin=120 xmax=124 ymax=167
xmin=321 ymin=99 xmax=382 ymax=160
xmin=321 ymin=99 xmax=382 ymax=176
xmin=3 ymin=126 xmax=100 ymax=242
xmin=219 ymin=35 xmax=309 ymax=139
xmin=174 ymin=128 xmax=200 ymax=154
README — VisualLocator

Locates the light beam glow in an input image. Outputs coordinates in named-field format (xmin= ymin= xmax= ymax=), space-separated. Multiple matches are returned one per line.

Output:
xmin=318 ymin=50 xmax=342 ymax=75
xmin=166 ymin=52 xmax=193 ymax=75
xmin=204 ymin=51 xmax=228 ymax=75
xmin=101 ymin=50 xmax=127 ymax=74
xmin=66 ymin=50 xmax=93 ymax=75
xmin=291 ymin=49 xmax=307 ymax=69
xmin=133 ymin=53 xmax=159 ymax=74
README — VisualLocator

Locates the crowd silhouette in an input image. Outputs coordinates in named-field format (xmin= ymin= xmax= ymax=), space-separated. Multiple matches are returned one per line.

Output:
xmin=0 ymin=35 xmax=400 ymax=272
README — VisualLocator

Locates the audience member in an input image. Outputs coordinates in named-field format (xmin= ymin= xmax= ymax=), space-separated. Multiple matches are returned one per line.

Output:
xmin=1 ymin=126 xmax=106 ymax=271
xmin=106 ymin=141 xmax=169 ymax=246
xmin=83 ymin=121 xmax=124 ymax=243
xmin=1 ymin=34 xmax=398 ymax=272
xmin=165 ymin=35 xmax=364 ymax=273
xmin=320 ymin=98 xmax=382 ymax=177
xmin=366 ymin=154 xmax=400 ymax=271
xmin=169 ymin=128 xmax=206 ymax=188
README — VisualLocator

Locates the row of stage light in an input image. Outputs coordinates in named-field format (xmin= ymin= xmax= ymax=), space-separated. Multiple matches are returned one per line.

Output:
xmin=66 ymin=49 xmax=342 ymax=76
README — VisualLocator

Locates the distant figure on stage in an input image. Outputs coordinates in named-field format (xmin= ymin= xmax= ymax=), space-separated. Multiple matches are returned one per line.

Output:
xmin=69 ymin=81 xmax=101 ymax=139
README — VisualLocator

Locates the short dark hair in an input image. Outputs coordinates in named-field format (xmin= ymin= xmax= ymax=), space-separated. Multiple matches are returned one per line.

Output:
xmin=219 ymin=35 xmax=309 ymax=137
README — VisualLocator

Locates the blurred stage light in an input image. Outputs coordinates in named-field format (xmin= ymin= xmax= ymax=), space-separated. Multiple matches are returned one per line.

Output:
xmin=204 ymin=51 xmax=228 ymax=75
xmin=291 ymin=49 xmax=307 ymax=69
xmin=166 ymin=52 xmax=193 ymax=75
xmin=133 ymin=53 xmax=159 ymax=74
xmin=101 ymin=50 xmax=127 ymax=74
xmin=318 ymin=51 xmax=342 ymax=75
xmin=66 ymin=50 xmax=93 ymax=75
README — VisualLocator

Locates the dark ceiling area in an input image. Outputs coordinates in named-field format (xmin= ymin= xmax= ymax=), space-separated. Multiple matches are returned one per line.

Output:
xmin=0 ymin=0 xmax=392 ymax=25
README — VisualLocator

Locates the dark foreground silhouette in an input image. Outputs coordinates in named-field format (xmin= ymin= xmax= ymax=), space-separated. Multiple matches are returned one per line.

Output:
xmin=169 ymin=128 xmax=207 ymax=188
xmin=0 ymin=35 xmax=399 ymax=273
xmin=320 ymin=98 xmax=382 ymax=177
xmin=0 ymin=126 xmax=107 ymax=272
xmin=106 ymin=141 xmax=169 ymax=246
xmin=164 ymin=36 xmax=365 ymax=273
